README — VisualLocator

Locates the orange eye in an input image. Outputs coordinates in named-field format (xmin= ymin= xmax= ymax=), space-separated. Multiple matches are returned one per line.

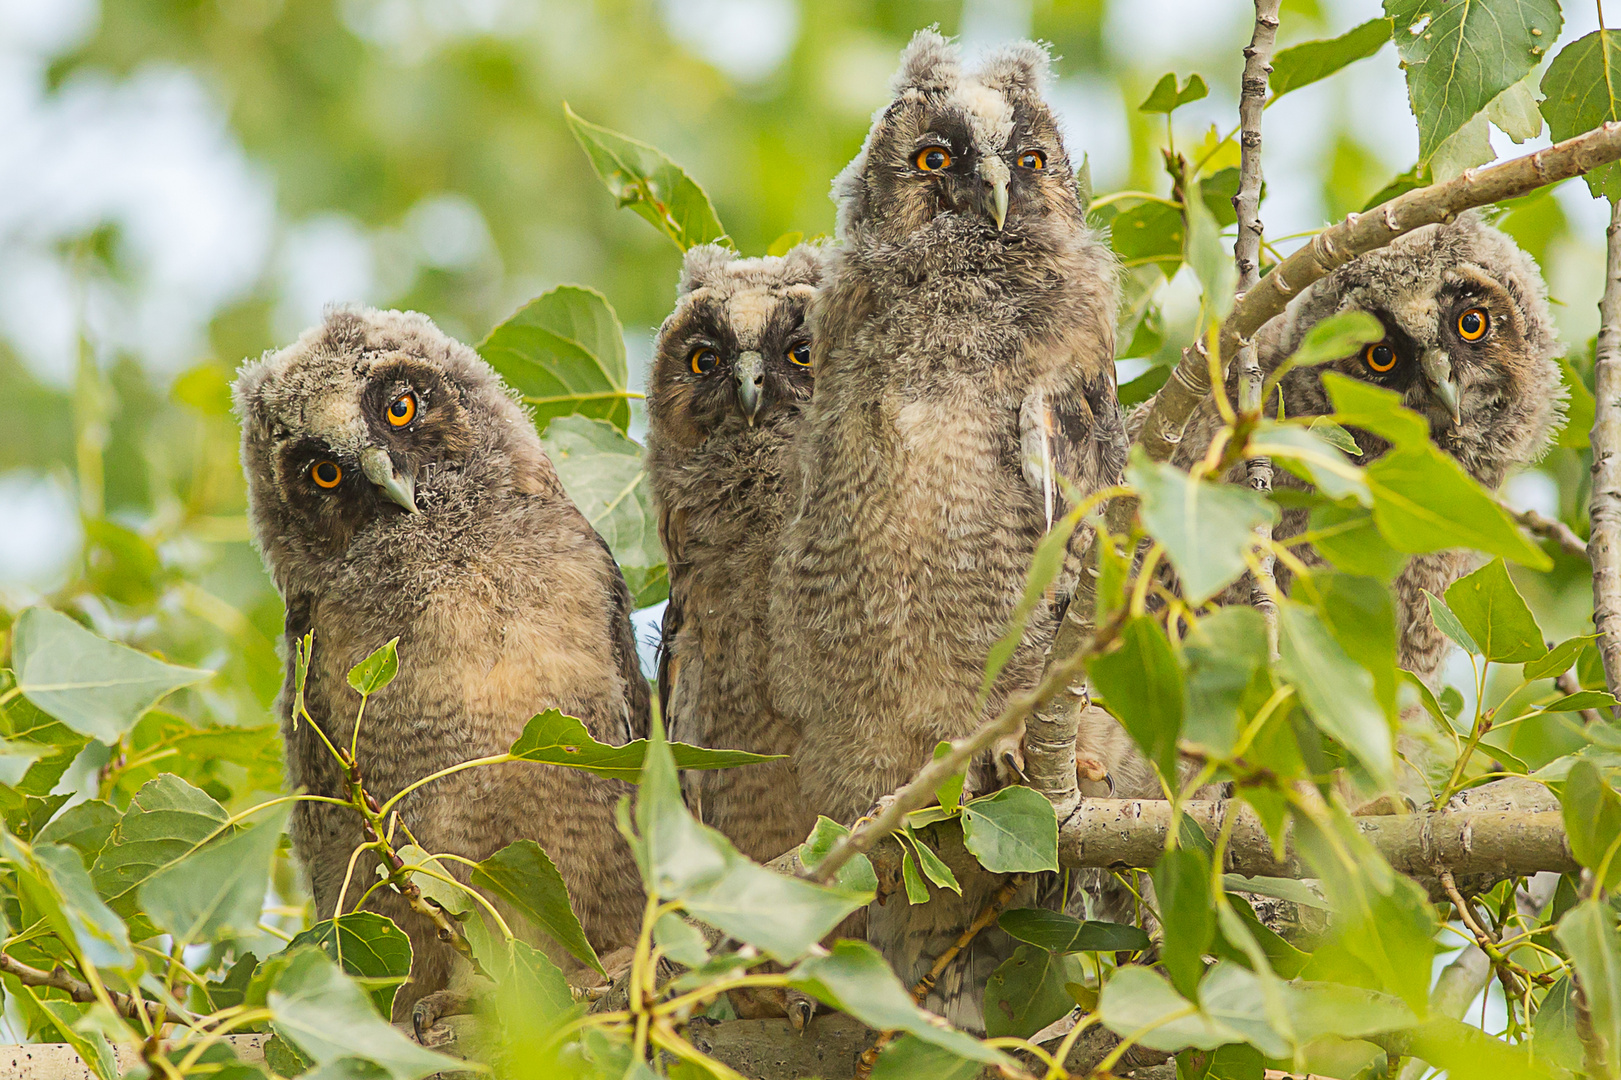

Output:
xmin=386 ymin=392 xmax=417 ymax=427
xmin=690 ymin=347 xmax=719 ymax=375
xmin=1364 ymin=341 xmax=1398 ymax=373
xmin=915 ymin=146 xmax=952 ymax=171
xmin=312 ymin=461 xmax=342 ymax=488
xmin=1457 ymin=307 xmax=1489 ymax=341
xmin=1017 ymin=150 xmax=1045 ymax=170
xmin=788 ymin=342 xmax=812 ymax=367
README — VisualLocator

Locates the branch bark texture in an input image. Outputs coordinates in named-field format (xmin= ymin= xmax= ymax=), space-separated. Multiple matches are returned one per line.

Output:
xmin=0 ymin=954 xmax=194 ymax=1027
xmin=1591 ymin=196 xmax=1621 ymax=702
xmin=1139 ymin=122 xmax=1621 ymax=462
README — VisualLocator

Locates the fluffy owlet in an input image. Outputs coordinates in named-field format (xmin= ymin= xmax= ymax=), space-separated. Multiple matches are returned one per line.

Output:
xmin=1163 ymin=213 xmax=1563 ymax=689
xmin=235 ymin=307 xmax=650 ymax=1025
xmin=647 ymin=243 xmax=826 ymax=865
xmin=768 ymin=32 xmax=1125 ymax=1030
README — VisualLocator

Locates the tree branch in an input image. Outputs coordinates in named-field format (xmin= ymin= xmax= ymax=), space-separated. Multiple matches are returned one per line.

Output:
xmin=1138 ymin=122 xmax=1621 ymax=462
xmin=1510 ymin=504 xmax=1590 ymax=560
xmin=1235 ymin=0 xmax=1282 ymax=648
xmin=1591 ymin=197 xmax=1621 ymax=702
xmin=0 ymin=953 xmax=196 ymax=1027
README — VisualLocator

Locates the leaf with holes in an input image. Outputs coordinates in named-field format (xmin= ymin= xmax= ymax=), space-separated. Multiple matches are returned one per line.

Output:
xmin=288 ymin=913 xmax=413 ymax=1019
xmin=346 ymin=638 xmax=398 ymax=697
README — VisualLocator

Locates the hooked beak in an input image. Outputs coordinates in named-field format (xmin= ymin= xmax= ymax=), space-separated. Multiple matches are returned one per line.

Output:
xmin=361 ymin=446 xmax=419 ymax=514
xmin=1420 ymin=349 xmax=1464 ymax=427
xmin=979 ymin=154 xmax=1010 ymax=231
xmin=734 ymin=351 xmax=765 ymax=426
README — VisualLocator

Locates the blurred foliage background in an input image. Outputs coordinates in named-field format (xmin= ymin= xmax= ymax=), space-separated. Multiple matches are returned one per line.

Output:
xmin=0 ymin=0 xmax=1613 ymax=823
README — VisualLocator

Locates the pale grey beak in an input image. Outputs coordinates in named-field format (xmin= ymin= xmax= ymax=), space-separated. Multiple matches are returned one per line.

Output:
xmin=1420 ymin=349 xmax=1463 ymax=427
xmin=361 ymin=446 xmax=419 ymax=514
xmin=980 ymin=155 xmax=1010 ymax=231
xmin=734 ymin=351 xmax=765 ymax=426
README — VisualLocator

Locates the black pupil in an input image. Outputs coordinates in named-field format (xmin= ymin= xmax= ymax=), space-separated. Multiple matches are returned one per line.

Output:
xmin=1462 ymin=312 xmax=1482 ymax=334
xmin=1023 ymin=153 xmax=1038 ymax=167
xmin=316 ymin=463 xmax=337 ymax=483
xmin=697 ymin=352 xmax=715 ymax=371
xmin=925 ymin=151 xmax=945 ymax=169
xmin=1371 ymin=345 xmax=1393 ymax=366
xmin=792 ymin=345 xmax=809 ymax=363
xmin=391 ymin=397 xmax=410 ymax=417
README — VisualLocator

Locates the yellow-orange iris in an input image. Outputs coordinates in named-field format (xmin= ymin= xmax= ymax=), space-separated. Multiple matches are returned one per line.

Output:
xmin=1457 ymin=307 xmax=1489 ymax=342
xmin=1018 ymin=150 xmax=1045 ymax=169
xmin=312 ymin=461 xmax=342 ymax=488
xmin=690 ymin=347 xmax=719 ymax=375
xmin=915 ymin=146 xmax=951 ymax=171
xmin=387 ymin=392 xmax=417 ymax=427
xmin=1364 ymin=341 xmax=1397 ymax=373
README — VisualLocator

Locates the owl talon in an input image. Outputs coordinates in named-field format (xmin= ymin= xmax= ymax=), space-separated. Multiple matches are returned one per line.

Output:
xmin=411 ymin=988 xmax=472 ymax=1045
xmin=1076 ymin=753 xmax=1109 ymax=783
xmin=787 ymin=991 xmax=817 ymax=1034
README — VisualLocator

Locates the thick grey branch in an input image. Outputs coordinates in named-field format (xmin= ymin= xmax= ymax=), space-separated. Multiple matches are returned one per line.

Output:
xmin=1139 ymin=122 xmax=1621 ymax=462
xmin=1591 ymin=197 xmax=1621 ymax=702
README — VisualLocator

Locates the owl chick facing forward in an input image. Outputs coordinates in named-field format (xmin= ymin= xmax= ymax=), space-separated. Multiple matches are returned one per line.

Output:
xmin=769 ymin=31 xmax=1125 ymax=1031
xmin=1164 ymin=212 xmax=1563 ymax=687
xmin=235 ymin=308 xmax=649 ymax=1026
xmin=648 ymin=242 xmax=826 ymax=865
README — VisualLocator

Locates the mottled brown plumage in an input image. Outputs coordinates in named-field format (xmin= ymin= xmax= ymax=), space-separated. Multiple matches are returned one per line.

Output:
xmin=768 ymin=31 xmax=1125 ymax=1030
xmin=235 ymin=307 xmax=648 ymax=1024
xmin=647 ymin=243 xmax=826 ymax=865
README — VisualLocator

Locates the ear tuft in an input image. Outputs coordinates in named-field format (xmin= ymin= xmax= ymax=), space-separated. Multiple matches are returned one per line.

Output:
xmin=976 ymin=40 xmax=1052 ymax=95
xmin=892 ymin=27 xmax=960 ymax=95
xmin=679 ymin=244 xmax=738 ymax=295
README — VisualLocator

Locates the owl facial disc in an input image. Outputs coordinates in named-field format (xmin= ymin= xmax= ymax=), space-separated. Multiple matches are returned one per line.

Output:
xmin=734 ymin=351 xmax=765 ymax=424
xmin=361 ymin=445 xmax=419 ymax=513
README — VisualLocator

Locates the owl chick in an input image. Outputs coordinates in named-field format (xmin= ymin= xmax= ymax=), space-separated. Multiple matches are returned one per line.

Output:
xmin=1164 ymin=212 xmax=1563 ymax=686
xmin=768 ymin=32 xmax=1125 ymax=1030
xmin=235 ymin=307 xmax=650 ymax=1026
xmin=647 ymin=242 xmax=825 ymax=865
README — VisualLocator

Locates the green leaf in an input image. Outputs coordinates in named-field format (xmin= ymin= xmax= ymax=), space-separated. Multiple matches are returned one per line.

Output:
xmin=91 ymin=773 xmax=230 ymax=922
xmin=500 ymin=937 xmax=575 ymax=1024
xmin=477 ymin=285 xmax=634 ymax=435
xmin=1367 ymin=445 xmax=1551 ymax=569
xmin=632 ymin=714 xmax=866 ymax=962
xmin=903 ymin=826 xmax=960 ymax=895
xmin=1486 ymin=75 xmax=1544 ymax=142
xmin=1547 ymin=690 xmax=1621 ymax=712
xmin=765 ymin=231 xmax=803 ymax=257
xmin=346 ymin=638 xmax=398 ymax=697
xmin=1252 ymin=422 xmax=1370 ymax=506
xmin=1098 ymin=965 xmax=1238 ymax=1054
xmin=1540 ymin=29 xmax=1621 ymax=200
xmin=1091 ymin=614 xmax=1183 ymax=782
xmin=1277 ymin=600 xmax=1395 ymax=788
xmin=1129 ymin=448 xmax=1278 ymax=604
xmin=1323 ymin=370 xmax=1434 ymax=448
xmin=1181 ymin=606 xmax=1269 ymax=759
xmin=288 ymin=913 xmax=413 ymax=1019
xmin=1443 ymin=559 xmax=1546 ymax=663
xmin=870 ymin=1037 xmax=986 ymax=1080
xmin=983 ymin=944 xmax=1087 ymax=1039
xmin=538 ymin=416 xmax=668 ymax=606
xmin=1184 ymin=177 xmax=1236 ymax=321
xmin=564 ymin=103 xmax=728 ymax=251
xmin=1559 ymin=760 xmax=1621 ymax=889
xmin=1385 ymin=0 xmax=1562 ymax=163
xmin=1139 ymin=72 xmax=1209 ymax=114
xmin=1405 ymin=1016 xmax=1562 ymax=1080
xmin=1271 ymin=18 xmax=1394 ymax=98
xmin=998 ymin=909 xmax=1149 ymax=954
xmin=932 ymin=741 xmax=965 ymax=815
xmin=10 ymin=607 xmax=210 ymax=743
xmin=472 ymin=839 xmax=602 ymax=974
xmin=1314 ymin=573 xmax=1400 ymax=720
xmin=798 ymin=816 xmax=879 ymax=895
xmin=788 ymin=941 xmax=1008 ymax=1066
xmin=1558 ymin=355 xmax=1598 ymax=449
xmin=1311 ymin=503 xmax=1409 ymax=583
xmin=268 ymin=948 xmax=462 ymax=1080
xmin=141 ymin=805 xmax=289 ymax=948
xmin=4 ymin=834 xmax=134 ymax=971
xmin=1110 ymin=200 xmax=1184 ymax=270
xmin=653 ymin=913 xmax=711 ymax=969
xmin=1525 ymin=635 xmax=1596 ymax=682
xmin=960 ymin=787 xmax=1059 ymax=874
xmin=15 ymin=984 xmax=118 ymax=1080
xmin=1272 ymin=311 xmax=1386 ymax=382
xmin=899 ymin=848 xmax=928 ymax=904
xmin=1424 ymin=590 xmax=1480 ymax=655
xmin=1555 ymin=900 xmax=1621 ymax=1080
xmin=35 ymin=800 xmax=120 ymax=865
xmin=1221 ymin=875 xmax=1332 ymax=911
xmin=1531 ymin=976 xmax=1588 ymax=1074
xmin=1153 ymin=845 xmax=1215 ymax=997
xmin=508 ymin=708 xmax=778 ymax=780
xmin=981 ymin=507 xmax=1082 ymax=699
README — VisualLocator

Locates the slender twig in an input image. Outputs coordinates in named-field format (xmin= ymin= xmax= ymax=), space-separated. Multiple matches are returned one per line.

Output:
xmin=806 ymin=611 xmax=1129 ymax=887
xmin=0 ymin=953 xmax=196 ymax=1026
xmin=1138 ymin=122 xmax=1621 ymax=462
xmin=1510 ymin=504 xmax=1590 ymax=560
xmin=1235 ymin=0 xmax=1282 ymax=651
xmin=1590 ymin=197 xmax=1621 ymax=703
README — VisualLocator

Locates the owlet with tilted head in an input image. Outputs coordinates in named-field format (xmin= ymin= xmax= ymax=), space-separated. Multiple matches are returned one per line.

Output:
xmin=768 ymin=31 xmax=1125 ymax=1030
xmin=647 ymin=243 xmax=826 ymax=865
xmin=235 ymin=308 xmax=649 ymax=1028
xmin=1166 ymin=213 xmax=1564 ymax=687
